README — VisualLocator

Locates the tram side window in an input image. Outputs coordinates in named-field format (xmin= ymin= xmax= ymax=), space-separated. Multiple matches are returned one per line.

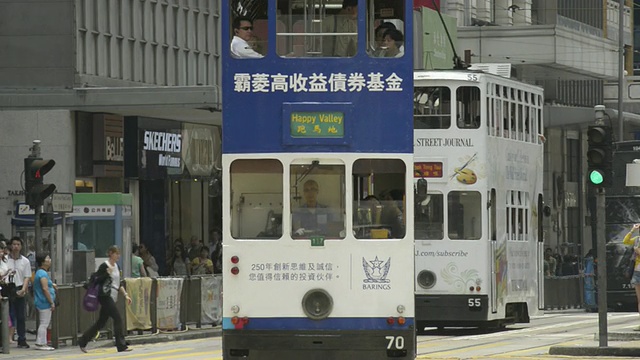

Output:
xmin=230 ymin=159 xmax=283 ymax=239
xmin=291 ymin=162 xmax=345 ymax=239
xmin=415 ymin=192 xmax=444 ymax=240
xmin=448 ymin=191 xmax=481 ymax=240
xmin=414 ymin=87 xmax=451 ymax=129
xmin=276 ymin=0 xmax=358 ymax=57
xmin=368 ymin=1 xmax=405 ymax=58
xmin=456 ymin=86 xmax=481 ymax=129
xmin=353 ymin=159 xmax=406 ymax=239
xmin=230 ymin=2 xmax=268 ymax=58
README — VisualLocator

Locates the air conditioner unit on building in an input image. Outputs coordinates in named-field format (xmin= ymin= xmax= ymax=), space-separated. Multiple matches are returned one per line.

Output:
xmin=468 ymin=63 xmax=512 ymax=78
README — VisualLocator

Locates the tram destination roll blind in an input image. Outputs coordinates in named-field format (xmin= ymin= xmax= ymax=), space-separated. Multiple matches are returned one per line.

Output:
xmin=290 ymin=111 xmax=344 ymax=138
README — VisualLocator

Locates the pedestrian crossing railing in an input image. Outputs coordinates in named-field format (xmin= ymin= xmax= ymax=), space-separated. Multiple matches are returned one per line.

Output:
xmin=49 ymin=274 xmax=221 ymax=348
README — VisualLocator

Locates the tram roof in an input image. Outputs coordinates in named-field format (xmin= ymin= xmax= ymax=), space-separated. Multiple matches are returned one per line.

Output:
xmin=414 ymin=70 xmax=543 ymax=93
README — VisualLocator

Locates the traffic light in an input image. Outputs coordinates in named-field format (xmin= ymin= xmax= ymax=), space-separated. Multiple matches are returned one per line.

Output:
xmin=24 ymin=157 xmax=56 ymax=208
xmin=586 ymin=125 xmax=612 ymax=187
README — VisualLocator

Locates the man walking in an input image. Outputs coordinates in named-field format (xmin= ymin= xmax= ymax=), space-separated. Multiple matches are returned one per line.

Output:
xmin=7 ymin=236 xmax=32 ymax=348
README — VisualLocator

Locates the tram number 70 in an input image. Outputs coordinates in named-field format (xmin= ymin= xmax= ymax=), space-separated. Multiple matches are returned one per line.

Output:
xmin=385 ymin=336 xmax=405 ymax=350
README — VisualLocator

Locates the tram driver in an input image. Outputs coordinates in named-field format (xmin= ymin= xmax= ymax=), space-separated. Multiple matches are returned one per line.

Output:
xmin=292 ymin=180 xmax=338 ymax=237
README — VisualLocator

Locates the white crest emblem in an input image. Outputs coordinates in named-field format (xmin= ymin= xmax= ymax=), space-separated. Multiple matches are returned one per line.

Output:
xmin=363 ymin=256 xmax=391 ymax=283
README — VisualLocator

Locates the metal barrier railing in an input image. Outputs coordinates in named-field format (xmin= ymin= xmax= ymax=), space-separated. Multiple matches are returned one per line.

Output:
xmin=47 ymin=274 xmax=221 ymax=348
xmin=544 ymin=275 xmax=585 ymax=310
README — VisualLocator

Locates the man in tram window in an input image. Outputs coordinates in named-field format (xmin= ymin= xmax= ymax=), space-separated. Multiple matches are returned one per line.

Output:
xmin=230 ymin=16 xmax=264 ymax=59
xmin=293 ymin=180 xmax=335 ymax=237
xmin=322 ymin=0 xmax=358 ymax=57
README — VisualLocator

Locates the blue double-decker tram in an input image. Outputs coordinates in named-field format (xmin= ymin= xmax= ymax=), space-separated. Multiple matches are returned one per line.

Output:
xmin=221 ymin=1 xmax=415 ymax=359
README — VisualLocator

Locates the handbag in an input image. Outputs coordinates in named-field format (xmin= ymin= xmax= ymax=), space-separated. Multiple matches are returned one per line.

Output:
xmin=0 ymin=274 xmax=16 ymax=300
xmin=624 ymin=251 xmax=637 ymax=280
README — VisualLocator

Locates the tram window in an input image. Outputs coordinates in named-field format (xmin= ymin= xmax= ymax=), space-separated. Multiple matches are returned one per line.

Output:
xmin=448 ymin=191 xmax=481 ymax=240
xmin=414 ymin=87 xmax=451 ymax=129
xmin=291 ymin=162 xmax=345 ymax=239
xmin=276 ymin=0 xmax=358 ymax=58
xmin=230 ymin=159 xmax=283 ymax=239
xmin=230 ymin=2 xmax=268 ymax=58
xmin=353 ymin=159 xmax=406 ymax=239
xmin=456 ymin=86 xmax=481 ymax=129
xmin=368 ymin=1 xmax=405 ymax=58
xmin=415 ymin=192 xmax=444 ymax=240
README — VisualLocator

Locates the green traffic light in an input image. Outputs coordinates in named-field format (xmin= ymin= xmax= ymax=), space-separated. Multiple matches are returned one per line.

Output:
xmin=589 ymin=170 xmax=604 ymax=185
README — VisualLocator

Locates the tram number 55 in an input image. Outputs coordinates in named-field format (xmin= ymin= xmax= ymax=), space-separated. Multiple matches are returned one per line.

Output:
xmin=385 ymin=336 xmax=405 ymax=350
xmin=468 ymin=298 xmax=482 ymax=308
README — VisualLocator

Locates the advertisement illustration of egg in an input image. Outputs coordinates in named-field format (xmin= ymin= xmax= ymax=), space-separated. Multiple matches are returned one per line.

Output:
xmin=455 ymin=168 xmax=477 ymax=184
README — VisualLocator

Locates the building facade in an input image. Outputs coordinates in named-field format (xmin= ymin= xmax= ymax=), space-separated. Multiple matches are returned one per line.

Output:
xmin=439 ymin=0 xmax=636 ymax=260
xmin=0 ymin=0 xmax=222 ymax=276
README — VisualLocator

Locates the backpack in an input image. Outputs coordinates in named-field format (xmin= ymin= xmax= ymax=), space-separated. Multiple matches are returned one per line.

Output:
xmin=82 ymin=280 xmax=100 ymax=312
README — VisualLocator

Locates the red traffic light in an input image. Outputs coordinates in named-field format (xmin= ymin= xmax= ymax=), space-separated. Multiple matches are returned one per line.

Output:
xmin=24 ymin=157 xmax=56 ymax=208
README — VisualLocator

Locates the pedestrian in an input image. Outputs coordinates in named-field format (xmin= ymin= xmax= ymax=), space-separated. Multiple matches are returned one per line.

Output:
xmin=78 ymin=246 xmax=132 ymax=353
xmin=138 ymin=243 xmax=159 ymax=277
xmin=0 ymin=241 xmax=14 ymax=343
xmin=7 ymin=236 xmax=32 ymax=348
xmin=33 ymin=253 xmax=56 ymax=351
xmin=624 ymin=223 xmax=640 ymax=330
xmin=131 ymin=243 xmax=147 ymax=278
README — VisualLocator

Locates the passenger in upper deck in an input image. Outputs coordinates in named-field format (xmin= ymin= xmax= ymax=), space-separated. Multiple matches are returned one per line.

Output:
xmin=382 ymin=29 xmax=404 ymax=58
xmin=322 ymin=0 xmax=358 ymax=57
xmin=371 ymin=22 xmax=397 ymax=57
xmin=230 ymin=16 xmax=264 ymax=59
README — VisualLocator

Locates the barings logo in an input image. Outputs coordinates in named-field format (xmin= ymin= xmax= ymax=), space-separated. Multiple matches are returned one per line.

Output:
xmin=362 ymin=256 xmax=391 ymax=290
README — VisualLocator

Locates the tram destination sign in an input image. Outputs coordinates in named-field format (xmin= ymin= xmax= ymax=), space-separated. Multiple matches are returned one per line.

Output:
xmin=290 ymin=111 xmax=344 ymax=138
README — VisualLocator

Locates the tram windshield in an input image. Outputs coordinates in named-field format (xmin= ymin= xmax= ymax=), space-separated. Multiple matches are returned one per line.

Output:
xmin=291 ymin=162 xmax=345 ymax=239
xmin=230 ymin=159 xmax=284 ymax=239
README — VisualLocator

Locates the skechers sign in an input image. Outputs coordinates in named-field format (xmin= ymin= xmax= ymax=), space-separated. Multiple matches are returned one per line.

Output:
xmin=143 ymin=131 xmax=182 ymax=168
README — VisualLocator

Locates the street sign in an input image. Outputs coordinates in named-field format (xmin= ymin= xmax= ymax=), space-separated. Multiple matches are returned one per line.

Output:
xmin=51 ymin=193 xmax=73 ymax=212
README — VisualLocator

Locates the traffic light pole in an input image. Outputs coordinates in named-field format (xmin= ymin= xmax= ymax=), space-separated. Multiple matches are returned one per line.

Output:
xmin=29 ymin=141 xmax=44 ymax=255
xmin=596 ymin=187 xmax=608 ymax=347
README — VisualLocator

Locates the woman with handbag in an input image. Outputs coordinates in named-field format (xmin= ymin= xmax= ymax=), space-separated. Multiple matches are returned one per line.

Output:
xmin=33 ymin=253 xmax=56 ymax=350
xmin=624 ymin=223 xmax=640 ymax=330
xmin=78 ymin=246 xmax=132 ymax=353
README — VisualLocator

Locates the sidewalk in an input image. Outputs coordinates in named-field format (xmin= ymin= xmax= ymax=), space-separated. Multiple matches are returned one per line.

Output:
xmin=549 ymin=330 xmax=640 ymax=357
xmin=22 ymin=319 xmax=221 ymax=349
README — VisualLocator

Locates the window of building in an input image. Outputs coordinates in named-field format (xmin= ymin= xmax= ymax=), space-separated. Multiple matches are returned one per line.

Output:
xmin=414 ymin=86 xmax=451 ymax=129
xmin=230 ymin=159 xmax=283 ymax=239
xmin=567 ymin=138 xmax=580 ymax=182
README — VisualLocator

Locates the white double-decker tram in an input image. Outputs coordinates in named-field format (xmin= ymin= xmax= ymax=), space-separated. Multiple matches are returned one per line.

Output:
xmin=412 ymin=70 xmax=545 ymax=331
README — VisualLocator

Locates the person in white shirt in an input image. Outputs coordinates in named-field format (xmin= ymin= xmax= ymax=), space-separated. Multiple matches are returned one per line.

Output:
xmin=230 ymin=16 xmax=263 ymax=59
xmin=7 ymin=237 xmax=33 ymax=348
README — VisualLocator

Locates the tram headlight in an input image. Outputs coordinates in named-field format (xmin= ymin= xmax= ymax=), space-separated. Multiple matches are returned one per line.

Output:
xmin=417 ymin=270 xmax=437 ymax=289
xmin=302 ymin=289 xmax=333 ymax=320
